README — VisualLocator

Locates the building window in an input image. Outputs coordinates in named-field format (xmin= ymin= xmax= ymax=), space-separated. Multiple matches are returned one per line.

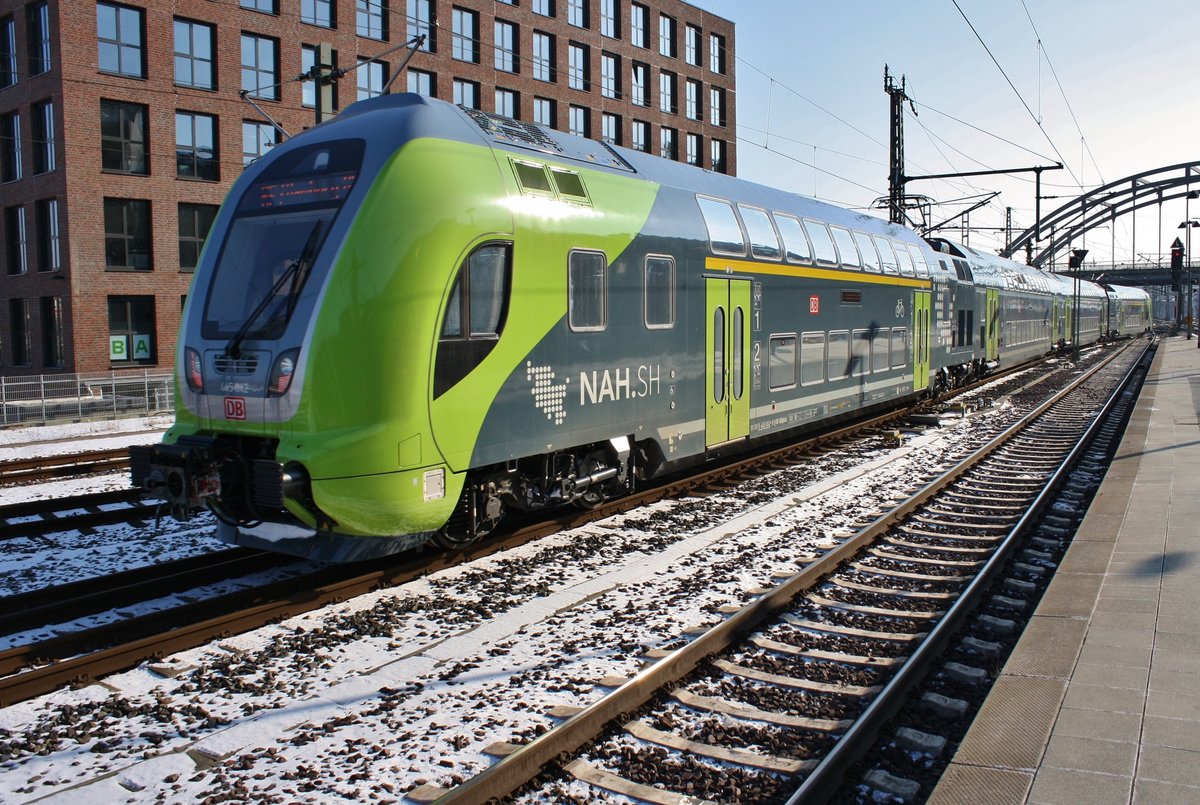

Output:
xmin=174 ymin=18 xmax=215 ymax=89
xmin=176 ymin=111 xmax=218 ymax=181
xmin=533 ymin=96 xmax=554 ymax=127
xmin=658 ymin=14 xmax=675 ymax=58
xmin=533 ymin=0 xmax=553 ymax=17
xmin=453 ymin=78 xmax=478 ymax=109
xmin=108 ymin=296 xmax=156 ymax=364
xmin=357 ymin=59 xmax=385 ymax=100
xmin=5 ymin=206 xmax=26 ymax=275
xmin=710 ymin=86 xmax=725 ymax=126
xmin=659 ymin=70 xmax=675 ymax=114
xmin=242 ymin=120 xmax=276 ymax=165
xmin=104 ymin=198 xmax=152 ymax=271
xmin=495 ymin=20 xmax=517 ymax=73
xmin=0 ymin=17 xmax=16 ymax=89
xmin=300 ymin=46 xmax=340 ymax=110
xmin=568 ymin=104 xmax=588 ymax=137
xmin=600 ymin=52 xmax=618 ymax=99
xmin=35 ymin=198 xmax=58 ymax=272
xmin=659 ymin=126 xmax=676 ymax=160
xmin=710 ymin=32 xmax=726 ymax=74
xmin=567 ymin=0 xmax=587 ymax=28
xmin=532 ymin=32 xmax=554 ymax=82
xmin=240 ymin=0 xmax=277 ymax=13
xmin=630 ymin=3 xmax=647 ymax=48
xmin=100 ymin=99 xmax=147 ymax=174
xmin=408 ymin=68 xmax=434 ymax=96
xmin=9 ymin=299 xmax=29 ymax=366
xmin=40 ymin=296 xmax=64 ymax=368
xmin=301 ymin=0 xmax=334 ymax=28
xmin=631 ymin=120 xmax=647 ymax=152
xmin=711 ymin=138 xmax=726 ymax=173
xmin=97 ymin=3 xmax=144 ymax=78
xmin=685 ymin=78 xmax=700 ymax=120
xmin=601 ymin=111 xmax=619 ymax=144
xmin=27 ymin=2 xmax=51 ymax=76
xmin=600 ymin=0 xmax=617 ymax=38
xmin=357 ymin=0 xmax=386 ymax=39
xmin=567 ymin=42 xmax=588 ymax=91
xmin=452 ymin=7 xmax=478 ymax=63
xmin=408 ymin=0 xmax=434 ymax=50
xmin=0 ymin=111 xmax=20 ymax=182
xmin=685 ymin=132 xmax=700 ymax=166
xmin=241 ymin=34 xmax=278 ymax=100
xmin=631 ymin=61 xmax=647 ymax=107
xmin=685 ymin=24 xmax=700 ymax=67
xmin=179 ymin=203 xmax=217 ymax=272
xmin=495 ymin=88 xmax=518 ymax=118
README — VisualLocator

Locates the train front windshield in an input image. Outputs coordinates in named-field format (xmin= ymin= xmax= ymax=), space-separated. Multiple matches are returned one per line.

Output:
xmin=202 ymin=139 xmax=365 ymax=341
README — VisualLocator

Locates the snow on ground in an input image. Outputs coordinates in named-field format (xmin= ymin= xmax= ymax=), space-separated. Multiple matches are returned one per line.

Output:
xmin=0 ymin=414 xmax=172 ymax=505
xmin=0 ymin=403 xmax=1019 ymax=805
xmin=0 ymin=416 xmax=227 ymax=594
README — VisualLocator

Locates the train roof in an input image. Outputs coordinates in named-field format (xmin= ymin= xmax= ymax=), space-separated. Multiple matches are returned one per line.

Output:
xmin=330 ymin=94 xmax=923 ymax=248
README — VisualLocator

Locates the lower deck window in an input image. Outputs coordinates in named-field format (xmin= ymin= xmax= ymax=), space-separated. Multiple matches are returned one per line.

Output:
xmin=890 ymin=327 xmax=908 ymax=368
xmin=800 ymin=331 xmax=824 ymax=385
xmin=768 ymin=334 xmax=796 ymax=390
xmin=872 ymin=328 xmax=889 ymax=373
xmin=568 ymin=249 xmax=607 ymax=331
xmin=827 ymin=330 xmax=849 ymax=380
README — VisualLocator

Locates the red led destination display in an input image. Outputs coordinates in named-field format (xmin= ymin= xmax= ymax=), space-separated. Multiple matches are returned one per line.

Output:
xmin=247 ymin=172 xmax=358 ymax=210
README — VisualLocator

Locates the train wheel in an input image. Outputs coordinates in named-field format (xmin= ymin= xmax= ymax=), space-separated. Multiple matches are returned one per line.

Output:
xmin=431 ymin=485 xmax=504 ymax=550
xmin=571 ymin=452 xmax=612 ymax=510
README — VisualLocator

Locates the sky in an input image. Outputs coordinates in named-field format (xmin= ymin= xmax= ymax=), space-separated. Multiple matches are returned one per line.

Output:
xmin=684 ymin=0 xmax=1199 ymax=266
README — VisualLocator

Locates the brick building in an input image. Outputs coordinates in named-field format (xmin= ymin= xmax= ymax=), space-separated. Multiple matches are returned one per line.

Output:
xmin=0 ymin=0 xmax=736 ymax=374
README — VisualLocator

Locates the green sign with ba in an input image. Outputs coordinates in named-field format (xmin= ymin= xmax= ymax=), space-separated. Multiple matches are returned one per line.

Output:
xmin=110 ymin=334 xmax=152 ymax=361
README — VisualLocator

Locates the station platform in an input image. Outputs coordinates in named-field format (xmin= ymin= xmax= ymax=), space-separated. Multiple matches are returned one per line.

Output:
xmin=929 ymin=335 xmax=1200 ymax=804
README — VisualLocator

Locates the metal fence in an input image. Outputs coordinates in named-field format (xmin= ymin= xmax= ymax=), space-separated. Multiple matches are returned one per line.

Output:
xmin=0 ymin=370 xmax=175 ymax=428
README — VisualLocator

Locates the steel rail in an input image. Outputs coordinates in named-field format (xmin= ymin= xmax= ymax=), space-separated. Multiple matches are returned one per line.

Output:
xmin=788 ymin=338 xmax=1154 ymax=803
xmin=431 ymin=339 xmax=1145 ymax=805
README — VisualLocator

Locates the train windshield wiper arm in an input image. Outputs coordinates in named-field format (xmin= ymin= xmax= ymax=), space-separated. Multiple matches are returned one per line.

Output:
xmin=224 ymin=221 xmax=323 ymax=359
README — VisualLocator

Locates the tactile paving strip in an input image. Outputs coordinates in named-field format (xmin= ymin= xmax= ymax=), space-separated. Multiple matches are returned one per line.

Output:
xmin=951 ymin=676 xmax=1067 ymax=770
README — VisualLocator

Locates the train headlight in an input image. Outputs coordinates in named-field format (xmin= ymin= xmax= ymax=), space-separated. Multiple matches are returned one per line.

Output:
xmin=269 ymin=348 xmax=300 ymax=396
xmin=185 ymin=348 xmax=204 ymax=393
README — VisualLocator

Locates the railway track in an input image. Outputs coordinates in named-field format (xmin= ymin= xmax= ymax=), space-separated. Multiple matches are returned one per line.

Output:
xmin=0 ymin=488 xmax=153 ymax=541
xmin=413 ymin=338 xmax=1150 ymax=804
xmin=0 ymin=349 xmax=1115 ymax=712
xmin=0 ymin=447 xmax=131 ymax=486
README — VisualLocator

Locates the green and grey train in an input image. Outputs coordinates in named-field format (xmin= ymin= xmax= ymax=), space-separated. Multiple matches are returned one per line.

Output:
xmin=131 ymin=94 xmax=1150 ymax=562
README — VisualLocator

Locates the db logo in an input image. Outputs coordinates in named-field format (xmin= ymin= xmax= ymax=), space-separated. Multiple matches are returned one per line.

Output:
xmin=809 ymin=295 xmax=820 ymax=314
xmin=224 ymin=397 xmax=247 ymax=420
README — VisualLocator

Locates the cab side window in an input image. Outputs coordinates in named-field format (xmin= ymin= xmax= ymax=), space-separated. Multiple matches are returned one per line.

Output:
xmin=435 ymin=243 xmax=511 ymax=397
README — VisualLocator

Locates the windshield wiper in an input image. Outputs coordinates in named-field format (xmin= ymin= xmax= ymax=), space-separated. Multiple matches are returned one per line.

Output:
xmin=224 ymin=221 xmax=323 ymax=359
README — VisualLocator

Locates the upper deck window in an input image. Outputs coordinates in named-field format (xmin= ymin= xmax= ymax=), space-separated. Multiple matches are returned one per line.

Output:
xmin=853 ymin=232 xmax=880 ymax=272
xmin=550 ymin=168 xmax=589 ymax=203
xmin=829 ymin=226 xmax=860 ymax=270
xmin=512 ymin=159 xmax=553 ymax=194
xmin=696 ymin=196 xmax=745 ymax=256
xmin=773 ymin=214 xmax=811 ymax=264
xmin=738 ymin=204 xmax=781 ymax=261
xmin=872 ymin=235 xmax=899 ymax=274
xmin=907 ymin=244 xmax=930 ymax=277
xmin=893 ymin=241 xmax=916 ymax=276
xmin=802 ymin=219 xmax=838 ymax=266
